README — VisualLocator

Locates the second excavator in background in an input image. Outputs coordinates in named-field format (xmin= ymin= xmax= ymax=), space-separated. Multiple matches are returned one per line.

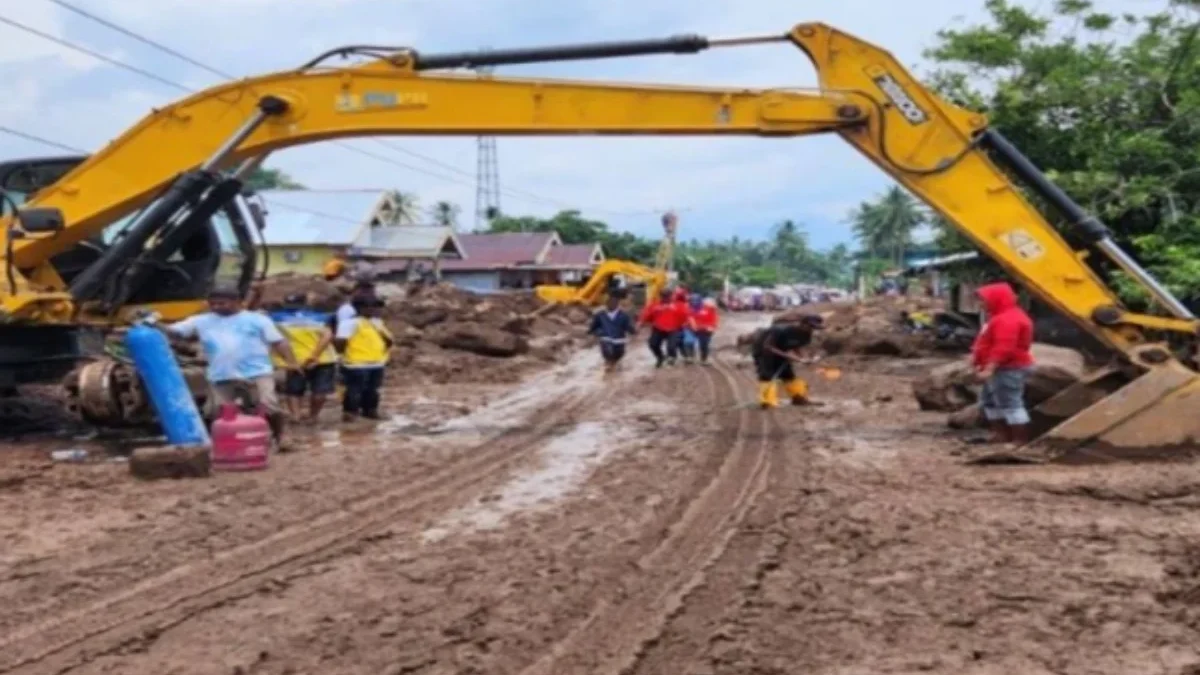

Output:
xmin=3 ymin=22 xmax=1200 ymax=459
xmin=536 ymin=211 xmax=678 ymax=307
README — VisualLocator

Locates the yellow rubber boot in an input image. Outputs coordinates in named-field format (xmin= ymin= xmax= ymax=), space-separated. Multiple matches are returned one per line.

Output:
xmin=758 ymin=381 xmax=779 ymax=409
xmin=784 ymin=378 xmax=810 ymax=405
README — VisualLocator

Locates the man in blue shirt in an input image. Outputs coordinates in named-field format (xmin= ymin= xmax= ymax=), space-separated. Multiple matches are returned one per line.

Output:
xmin=588 ymin=291 xmax=637 ymax=372
xmin=167 ymin=285 xmax=301 ymax=448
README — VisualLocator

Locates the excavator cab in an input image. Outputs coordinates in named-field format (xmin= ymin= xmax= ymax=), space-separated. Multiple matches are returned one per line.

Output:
xmin=0 ymin=155 xmax=260 ymax=422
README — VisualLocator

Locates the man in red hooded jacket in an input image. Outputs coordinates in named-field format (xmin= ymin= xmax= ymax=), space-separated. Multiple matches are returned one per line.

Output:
xmin=971 ymin=282 xmax=1035 ymax=444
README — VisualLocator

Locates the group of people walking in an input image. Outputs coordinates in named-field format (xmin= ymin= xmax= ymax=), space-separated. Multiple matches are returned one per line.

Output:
xmin=587 ymin=286 xmax=719 ymax=372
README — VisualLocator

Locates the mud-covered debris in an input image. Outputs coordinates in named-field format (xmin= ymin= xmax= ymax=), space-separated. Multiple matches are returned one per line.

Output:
xmin=254 ymin=274 xmax=343 ymax=311
xmin=424 ymin=321 xmax=530 ymax=357
xmin=129 ymin=445 xmax=211 ymax=480
xmin=233 ymin=278 xmax=588 ymax=384
xmin=753 ymin=295 xmax=952 ymax=359
xmin=911 ymin=343 xmax=1087 ymax=421
xmin=947 ymin=405 xmax=984 ymax=429
xmin=912 ymin=361 xmax=981 ymax=412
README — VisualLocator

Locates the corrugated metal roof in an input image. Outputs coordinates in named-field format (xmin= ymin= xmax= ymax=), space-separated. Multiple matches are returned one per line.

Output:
xmin=545 ymin=243 xmax=603 ymax=267
xmin=350 ymin=226 xmax=465 ymax=259
xmin=257 ymin=190 xmax=387 ymax=246
xmin=440 ymin=232 xmax=559 ymax=270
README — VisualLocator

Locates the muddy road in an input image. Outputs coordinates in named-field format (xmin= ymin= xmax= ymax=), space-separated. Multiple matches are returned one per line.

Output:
xmin=3 ymin=314 xmax=1200 ymax=674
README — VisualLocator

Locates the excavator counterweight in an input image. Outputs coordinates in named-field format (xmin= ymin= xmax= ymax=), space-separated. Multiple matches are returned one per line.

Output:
xmin=0 ymin=22 xmax=1198 ymax=458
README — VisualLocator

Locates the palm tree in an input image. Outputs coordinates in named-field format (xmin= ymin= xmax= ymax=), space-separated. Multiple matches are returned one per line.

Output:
xmin=847 ymin=200 xmax=886 ymax=260
xmin=848 ymin=186 xmax=924 ymax=266
xmin=874 ymin=186 xmax=923 ymax=265
xmin=385 ymin=190 xmax=421 ymax=225
xmin=767 ymin=219 xmax=813 ymax=283
xmin=429 ymin=201 xmax=461 ymax=229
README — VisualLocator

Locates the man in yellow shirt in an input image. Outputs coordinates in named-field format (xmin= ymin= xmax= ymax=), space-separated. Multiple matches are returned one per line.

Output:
xmin=269 ymin=293 xmax=338 ymax=423
xmin=334 ymin=296 xmax=393 ymax=422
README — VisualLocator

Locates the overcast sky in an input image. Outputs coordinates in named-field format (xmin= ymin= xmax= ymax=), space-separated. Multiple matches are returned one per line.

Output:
xmin=0 ymin=0 xmax=1158 ymax=249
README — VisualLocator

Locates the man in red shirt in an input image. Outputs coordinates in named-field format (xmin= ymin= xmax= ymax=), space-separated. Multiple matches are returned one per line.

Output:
xmin=690 ymin=297 xmax=719 ymax=364
xmin=639 ymin=288 xmax=687 ymax=367
xmin=971 ymin=282 xmax=1035 ymax=444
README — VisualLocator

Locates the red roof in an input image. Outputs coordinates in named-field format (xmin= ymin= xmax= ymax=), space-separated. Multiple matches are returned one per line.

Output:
xmin=440 ymin=232 xmax=557 ymax=270
xmin=545 ymin=244 xmax=602 ymax=267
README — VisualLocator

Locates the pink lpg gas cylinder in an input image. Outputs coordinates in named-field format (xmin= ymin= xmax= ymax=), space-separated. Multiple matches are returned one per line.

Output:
xmin=210 ymin=403 xmax=270 ymax=471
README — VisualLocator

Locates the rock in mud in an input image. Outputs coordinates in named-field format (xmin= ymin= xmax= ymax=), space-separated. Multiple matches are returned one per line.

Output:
xmin=1023 ymin=344 xmax=1087 ymax=403
xmin=425 ymin=321 xmax=530 ymax=357
xmin=947 ymin=405 xmax=984 ymax=429
xmin=913 ymin=343 xmax=1088 ymax=415
xmin=912 ymin=361 xmax=979 ymax=412
xmin=129 ymin=445 xmax=211 ymax=480
xmin=399 ymin=306 xmax=450 ymax=329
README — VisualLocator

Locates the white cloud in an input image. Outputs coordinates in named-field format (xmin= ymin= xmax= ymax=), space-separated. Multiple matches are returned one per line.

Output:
xmin=0 ymin=0 xmax=1164 ymax=247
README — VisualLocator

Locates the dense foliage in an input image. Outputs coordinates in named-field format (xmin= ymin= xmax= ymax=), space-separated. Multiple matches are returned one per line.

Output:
xmin=924 ymin=0 xmax=1200 ymax=307
xmin=485 ymin=211 xmax=854 ymax=294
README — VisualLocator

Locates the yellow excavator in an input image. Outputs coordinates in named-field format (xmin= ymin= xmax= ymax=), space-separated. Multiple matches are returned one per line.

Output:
xmin=535 ymin=258 xmax=668 ymax=306
xmin=1 ymin=22 xmax=1198 ymax=458
xmin=536 ymin=211 xmax=677 ymax=306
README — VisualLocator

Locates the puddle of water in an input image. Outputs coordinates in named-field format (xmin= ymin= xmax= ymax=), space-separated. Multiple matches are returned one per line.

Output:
xmin=424 ymin=417 xmax=639 ymax=542
xmin=381 ymin=344 xmax=659 ymax=442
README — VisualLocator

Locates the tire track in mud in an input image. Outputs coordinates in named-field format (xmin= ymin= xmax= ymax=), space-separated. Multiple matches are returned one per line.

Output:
xmin=517 ymin=357 xmax=771 ymax=675
xmin=0 ymin=378 xmax=623 ymax=675
xmin=627 ymin=362 xmax=800 ymax=675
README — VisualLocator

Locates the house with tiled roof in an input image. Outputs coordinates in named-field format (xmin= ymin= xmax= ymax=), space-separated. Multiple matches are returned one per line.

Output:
xmin=438 ymin=232 xmax=605 ymax=293
xmin=253 ymin=190 xmax=464 ymax=277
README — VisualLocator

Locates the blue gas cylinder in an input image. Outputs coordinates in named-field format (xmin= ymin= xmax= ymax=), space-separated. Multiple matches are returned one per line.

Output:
xmin=124 ymin=323 xmax=211 ymax=447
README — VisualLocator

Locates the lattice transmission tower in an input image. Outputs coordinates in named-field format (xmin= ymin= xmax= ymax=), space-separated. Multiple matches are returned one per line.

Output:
xmin=474 ymin=63 xmax=501 ymax=230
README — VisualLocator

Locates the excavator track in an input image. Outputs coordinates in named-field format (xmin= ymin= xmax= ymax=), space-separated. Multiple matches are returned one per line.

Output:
xmin=0 ymin=377 xmax=624 ymax=675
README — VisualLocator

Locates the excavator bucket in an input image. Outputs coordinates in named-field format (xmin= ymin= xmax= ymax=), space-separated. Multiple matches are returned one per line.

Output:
xmin=972 ymin=362 xmax=1200 ymax=464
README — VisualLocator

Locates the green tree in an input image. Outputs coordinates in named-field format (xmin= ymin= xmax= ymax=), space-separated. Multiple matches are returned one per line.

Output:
xmin=385 ymin=190 xmax=420 ymax=225
xmin=429 ymin=201 xmax=461 ymax=229
xmin=245 ymin=167 xmax=305 ymax=191
xmin=481 ymin=209 xmax=854 ymax=290
xmin=848 ymin=187 xmax=924 ymax=267
xmin=925 ymin=0 xmax=1200 ymax=307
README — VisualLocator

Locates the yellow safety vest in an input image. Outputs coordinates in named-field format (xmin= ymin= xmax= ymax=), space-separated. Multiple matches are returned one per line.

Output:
xmin=343 ymin=318 xmax=392 ymax=367
xmin=270 ymin=310 xmax=337 ymax=366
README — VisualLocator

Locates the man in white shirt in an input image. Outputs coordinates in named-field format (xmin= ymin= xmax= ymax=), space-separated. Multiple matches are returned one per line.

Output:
xmin=167 ymin=285 xmax=301 ymax=449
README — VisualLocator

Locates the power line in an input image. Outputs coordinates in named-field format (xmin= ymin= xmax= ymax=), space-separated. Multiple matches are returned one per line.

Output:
xmin=4 ymin=4 xmax=661 ymax=217
xmin=0 ymin=125 xmax=85 ymax=153
xmin=0 ymin=12 xmax=188 ymax=92
xmin=364 ymin=139 xmax=618 ymax=212
xmin=47 ymin=0 xmax=236 ymax=80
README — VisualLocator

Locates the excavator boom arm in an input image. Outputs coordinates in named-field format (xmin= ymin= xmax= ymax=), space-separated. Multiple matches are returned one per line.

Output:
xmin=4 ymin=23 xmax=1191 ymax=360
xmin=8 ymin=69 xmax=858 ymax=270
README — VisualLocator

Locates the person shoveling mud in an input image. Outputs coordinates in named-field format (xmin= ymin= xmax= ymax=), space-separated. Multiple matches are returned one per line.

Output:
xmin=751 ymin=315 xmax=825 ymax=409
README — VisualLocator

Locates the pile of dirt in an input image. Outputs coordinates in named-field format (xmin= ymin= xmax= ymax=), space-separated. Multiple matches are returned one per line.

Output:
xmin=381 ymin=283 xmax=591 ymax=383
xmin=223 ymin=277 xmax=594 ymax=384
xmin=910 ymin=343 xmax=1088 ymax=428
xmin=253 ymin=273 xmax=345 ymax=311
